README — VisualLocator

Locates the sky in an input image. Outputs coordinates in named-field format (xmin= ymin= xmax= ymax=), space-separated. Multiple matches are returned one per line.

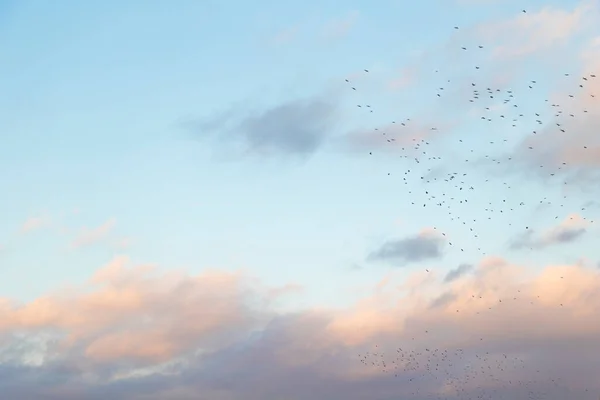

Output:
xmin=1 ymin=0 xmax=600 ymax=398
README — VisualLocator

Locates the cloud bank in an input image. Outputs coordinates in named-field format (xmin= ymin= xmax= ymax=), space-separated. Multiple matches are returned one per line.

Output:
xmin=0 ymin=256 xmax=598 ymax=399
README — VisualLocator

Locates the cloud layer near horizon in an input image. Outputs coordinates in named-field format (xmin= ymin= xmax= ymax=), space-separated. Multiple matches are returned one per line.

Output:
xmin=0 ymin=256 xmax=599 ymax=399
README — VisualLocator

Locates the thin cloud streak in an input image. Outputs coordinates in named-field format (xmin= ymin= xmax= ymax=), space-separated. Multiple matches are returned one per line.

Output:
xmin=71 ymin=218 xmax=117 ymax=249
xmin=509 ymin=214 xmax=588 ymax=250
xmin=19 ymin=215 xmax=51 ymax=234
xmin=444 ymin=263 xmax=473 ymax=282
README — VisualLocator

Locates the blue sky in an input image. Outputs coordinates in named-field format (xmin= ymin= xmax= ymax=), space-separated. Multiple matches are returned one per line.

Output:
xmin=1 ymin=0 xmax=598 ymax=308
xmin=1 ymin=1 xmax=600 ymax=399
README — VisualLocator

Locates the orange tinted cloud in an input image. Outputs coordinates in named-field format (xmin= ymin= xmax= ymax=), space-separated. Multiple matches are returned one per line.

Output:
xmin=0 ymin=256 xmax=599 ymax=399
xmin=480 ymin=2 xmax=594 ymax=59
xmin=19 ymin=215 xmax=51 ymax=234
xmin=71 ymin=218 xmax=117 ymax=249
xmin=0 ymin=256 xmax=268 ymax=365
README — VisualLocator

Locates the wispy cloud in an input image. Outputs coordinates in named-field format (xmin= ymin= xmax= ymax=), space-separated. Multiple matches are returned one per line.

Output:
xmin=19 ymin=215 xmax=51 ymax=234
xmin=444 ymin=263 xmax=474 ymax=283
xmin=321 ymin=10 xmax=359 ymax=40
xmin=111 ymin=237 xmax=134 ymax=251
xmin=479 ymin=2 xmax=594 ymax=59
xmin=509 ymin=214 xmax=588 ymax=250
xmin=368 ymin=229 xmax=445 ymax=266
xmin=71 ymin=218 xmax=117 ymax=249
xmin=387 ymin=66 xmax=416 ymax=91
xmin=270 ymin=25 xmax=300 ymax=46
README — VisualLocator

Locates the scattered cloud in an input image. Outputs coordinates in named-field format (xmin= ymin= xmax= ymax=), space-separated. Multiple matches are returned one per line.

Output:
xmin=321 ymin=11 xmax=359 ymax=40
xmin=342 ymin=118 xmax=451 ymax=155
xmin=385 ymin=2 xmax=597 ymax=92
xmin=429 ymin=291 xmax=457 ymax=308
xmin=511 ymin=47 xmax=600 ymax=179
xmin=71 ymin=218 xmax=117 ymax=249
xmin=478 ymin=2 xmax=595 ymax=59
xmin=387 ymin=66 xmax=416 ymax=91
xmin=368 ymin=229 xmax=445 ymax=266
xmin=0 ymin=257 xmax=597 ymax=398
xmin=270 ymin=25 xmax=300 ymax=46
xmin=430 ymin=13 xmax=600 ymax=186
xmin=509 ymin=214 xmax=588 ymax=250
xmin=444 ymin=263 xmax=473 ymax=283
xmin=455 ymin=0 xmax=498 ymax=5
xmin=184 ymin=96 xmax=338 ymax=159
xmin=19 ymin=215 xmax=51 ymax=234
xmin=111 ymin=237 xmax=134 ymax=251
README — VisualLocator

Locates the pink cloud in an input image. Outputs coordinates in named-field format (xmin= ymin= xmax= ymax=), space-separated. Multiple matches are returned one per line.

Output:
xmin=321 ymin=11 xmax=359 ymax=41
xmin=0 ymin=256 xmax=597 ymax=398
xmin=70 ymin=218 xmax=116 ymax=249
xmin=477 ymin=2 xmax=595 ymax=59
xmin=19 ymin=215 xmax=51 ymax=234
xmin=388 ymin=67 xmax=416 ymax=91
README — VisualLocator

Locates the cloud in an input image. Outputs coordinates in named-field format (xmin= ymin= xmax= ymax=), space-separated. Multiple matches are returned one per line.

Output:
xmin=0 ymin=257 xmax=598 ymax=398
xmin=509 ymin=43 xmax=600 ymax=178
xmin=19 ymin=215 xmax=51 ymax=234
xmin=341 ymin=117 xmax=455 ymax=156
xmin=387 ymin=66 xmax=416 ymax=91
xmin=270 ymin=25 xmax=299 ymax=46
xmin=111 ymin=237 xmax=134 ymax=251
xmin=477 ymin=2 xmax=595 ymax=59
xmin=444 ymin=263 xmax=473 ymax=283
xmin=430 ymin=26 xmax=600 ymax=191
xmin=367 ymin=229 xmax=445 ymax=266
xmin=445 ymin=2 xmax=600 ymax=183
xmin=71 ymin=218 xmax=117 ymax=249
xmin=0 ymin=256 xmax=270 ymax=364
xmin=184 ymin=96 xmax=337 ymax=159
xmin=429 ymin=292 xmax=457 ymax=308
xmin=386 ymin=2 xmax=597 ymax=93
xmin=509 ymin=214 xmax=588 ymax=250
xmin=321 ymin=11 xmax=359 ymax=40
xmin=455 ymin=0 xmax=498 ymax=4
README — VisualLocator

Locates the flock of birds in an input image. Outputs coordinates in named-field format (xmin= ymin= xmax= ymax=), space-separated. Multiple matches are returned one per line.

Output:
xmin=356 ymin=343 xmax=598 ymax=400
xmin=344 ymin=8 xmax=600 ymax=400
xmin=354 ymin=279 xmax=591 ymax=399
xmin=345 ymin=17 xmax=598 ymax=256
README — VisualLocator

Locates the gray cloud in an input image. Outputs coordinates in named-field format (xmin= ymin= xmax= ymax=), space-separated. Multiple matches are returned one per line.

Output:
xmin=553 ymin=227 xmax=586 ymax=243
xmin=0 ymin=261 xmax=599 ymax=399
xmin=368 ymin=233 xmax=444 ymax=266
xmin=429 ymin=292 xmax=457 ymax=308
xmin=509 ymin=226 xmax=586 ymax=250
xmin=444 ymin=263 xmax=473 ymax=283
xmin=582 ymin=200 xmax=600 ymax=209
xmin=509 ymin=111 xmax=600 ymax=183
xmin=508 ymin=230 xmax=536 ymax=250
xmin=184 ymin=96 xmax=337 ymax=159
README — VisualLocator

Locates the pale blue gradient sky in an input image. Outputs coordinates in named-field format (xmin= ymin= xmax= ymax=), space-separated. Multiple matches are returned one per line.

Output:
xmin=1 ymin=0 xmax=597 ymax=309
